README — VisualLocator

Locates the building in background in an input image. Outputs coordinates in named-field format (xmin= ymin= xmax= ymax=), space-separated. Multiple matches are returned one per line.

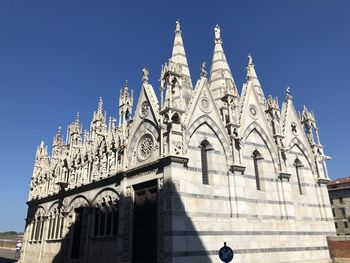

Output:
xmin=21 ymin=21 xmax=335 ymax=263
xmin=328 ymin=177 xmax=350 ymax=235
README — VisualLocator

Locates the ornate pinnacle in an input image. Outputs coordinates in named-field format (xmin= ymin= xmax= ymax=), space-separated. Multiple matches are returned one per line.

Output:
xmin=58 ymin=126 xmax=62 ymax=135
xmin=124 ymin=80 xmax=129 ymax=94
xmin=83 ymin=129 xmax=88 ymax=142
xmin=75 ymin=112 xmax=80 ymax=125
xmin=97 ymin=97 xmax=103 ymax=115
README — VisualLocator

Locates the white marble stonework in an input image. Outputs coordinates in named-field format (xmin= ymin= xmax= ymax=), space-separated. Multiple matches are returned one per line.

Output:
xmin=21 ymin=21 xmax=335 ymax=263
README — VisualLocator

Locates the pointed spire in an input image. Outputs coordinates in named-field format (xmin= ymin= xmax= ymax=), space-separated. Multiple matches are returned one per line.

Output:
xmin=124 ymin=80 xmax=128 ymax=90
xmin=171 ymin=19 xmax=192 ymax=87
xmin=209 ymin=24 xmax=237 ymax=101
xmin=83 ymin=129 xmax=89 ymax=142
xmin=245 ymin=54 xmax=265 ymax=104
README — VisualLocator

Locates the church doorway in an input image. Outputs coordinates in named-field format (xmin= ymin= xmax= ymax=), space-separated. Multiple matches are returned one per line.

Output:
xmin=132 ymin=180 xmax=158 ymax=263
xmin=70 ymin=207 xmax=88 ymax=259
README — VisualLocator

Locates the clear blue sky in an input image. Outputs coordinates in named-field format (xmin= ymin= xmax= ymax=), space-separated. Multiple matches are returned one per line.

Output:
xmin=0 ymin=0 xmax=349 ymax=232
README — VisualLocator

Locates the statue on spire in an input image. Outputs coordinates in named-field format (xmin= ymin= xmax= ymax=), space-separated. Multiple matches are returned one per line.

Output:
xmin=285 ymin=87 xmax=293 ymax=100
xmin=214 ymin=25 xmax=221 ymax=40
xmin=248 ymin=54 xmax=253 ymax=66
xmin=175 ymin=19 xmax=181 ymax=32
xmin=142 ymin=67 xmax=149 ymax=83
xmin=200 ymin=62 xmax=207 ymax=78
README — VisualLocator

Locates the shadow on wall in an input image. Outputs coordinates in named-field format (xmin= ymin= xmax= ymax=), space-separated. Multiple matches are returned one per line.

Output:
xmin=40 ymin=179 xmax=213 ymax=263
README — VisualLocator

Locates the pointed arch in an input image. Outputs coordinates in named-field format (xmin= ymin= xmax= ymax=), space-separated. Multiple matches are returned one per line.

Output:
xmin=242 ymin=121 xmax=279 ymax=173
xmin=67 ymin=195 xmax=90 ymax=213
xmin=252 ymin=150 xmax=263 ymax=190
xmin=91 ymin=187 xmax=120 ymax=206
xmin=127 ymin=118 xmax=160 ymax=165
xmin=47 ymin=201 xmax=64 ymax=213
xmin=186 ymin=115 xmax=231 ymax=161
xmin=288 ymin=137 xmax=314 ymax=173
xmin=294 ymin=157 xmax=303 ymax=195
xmin=34 ymin=205 xmax=46 ymax=216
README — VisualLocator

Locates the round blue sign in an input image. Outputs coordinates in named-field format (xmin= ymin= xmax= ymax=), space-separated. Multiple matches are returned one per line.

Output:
xmin=219 ymin=242 xmax=234 ymax=263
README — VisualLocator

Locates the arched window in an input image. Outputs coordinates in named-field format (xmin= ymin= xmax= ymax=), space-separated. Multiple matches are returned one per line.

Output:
xmin=200 ymin=140 xmax=210 ymax=185
xmin=294 ymin=158 xmax=303 ymax=195
xmin=46 ymin=208 xmax=64 ymax=240
xmin=171 ymin=113 xmax=180 ymax=124
xmin=93 ymin=197 xmax=119 ymax=237
xmin=252 ymin=150 xmax=263 ymax=190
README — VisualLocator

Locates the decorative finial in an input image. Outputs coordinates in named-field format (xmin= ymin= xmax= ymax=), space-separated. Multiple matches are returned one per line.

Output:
xmin=175 ymin=19 xmax=181 ymax=32
xmin=200 ymin=62 xmax=207 ymax=78
xmin=98 ymin=97 xmax=103 ymax=115
xmin=124 ymin=80 xmax=128 ymax=89
xmin=58 ymin=126 xmax=62 ymax=135
xmin=214 ymin=24 xmax=221 ymax=40
xmin=286 ymin=87 xmax=293 ymax=100
xmin=142 ymin=67 xmax=149 ymax=83
xmin=83 ymin=129 xmax=88 ymax=142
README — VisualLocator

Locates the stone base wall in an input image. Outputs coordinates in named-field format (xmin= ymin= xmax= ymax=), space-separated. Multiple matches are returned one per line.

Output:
xmin=327 ymin=236 xmax=350 ymax=261
xmin=0 ymin=240 xmax=16 ymax=249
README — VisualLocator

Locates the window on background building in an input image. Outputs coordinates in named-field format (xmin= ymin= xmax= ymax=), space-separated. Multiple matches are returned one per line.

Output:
xmin=332 ymin=209 xmax=336 ymax=217
xmin=330 ymin=198 xmax=333 ymax=205
xmin=344 ymin=221 xmax=348 ymax=228
xmin=341 ymin=208 xmax=346 ymax=217
xmin=335 ymin=222 xmax=338 ymax=229
xmin=252 ymin=150 xmax=263 ymax=191
xmin=339 ymin=197 xmax=343 ymax=204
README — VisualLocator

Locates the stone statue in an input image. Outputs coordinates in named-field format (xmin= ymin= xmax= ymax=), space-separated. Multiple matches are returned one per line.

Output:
xmin=108 ymin=151 xmax=116 ymax=172
xmin=142 ymin=67 xmax=149 ymax=83
xmin=214 ymin=25 xmax=221 ymax=39
xmin=92 ymin=157 xmax=100 ymax=179
xmin=201 ymin=62 xmax=207 ymax=77
xmin=101 ymin=153 xmax=108 ymax=176
xmin=175 ymin=19 xmax=181 ymax=31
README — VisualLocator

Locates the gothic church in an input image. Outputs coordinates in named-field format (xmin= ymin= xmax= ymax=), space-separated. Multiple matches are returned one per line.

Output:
xmin=21 ymin=21 xmax=335 ymax=263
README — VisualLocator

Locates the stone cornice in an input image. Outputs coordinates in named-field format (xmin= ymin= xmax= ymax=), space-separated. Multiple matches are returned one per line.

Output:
xmin=278 ymin=172 xmax=291 ymax=182
xmin=27 ymin=172 xmax=124 ymax=207
xmin=230 ymin=164 xmax=246 ymax=173
xmin=317 ymin=178 xmax=331 ymax=185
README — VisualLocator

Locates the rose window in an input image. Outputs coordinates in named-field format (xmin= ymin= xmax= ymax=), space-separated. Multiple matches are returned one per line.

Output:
xmin=138 ymin=135 xmax=154 ymax=161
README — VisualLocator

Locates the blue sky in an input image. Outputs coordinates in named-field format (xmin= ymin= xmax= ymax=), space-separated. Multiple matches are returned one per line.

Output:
xmin=0 ymin=0 xmax=349 ymax=232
